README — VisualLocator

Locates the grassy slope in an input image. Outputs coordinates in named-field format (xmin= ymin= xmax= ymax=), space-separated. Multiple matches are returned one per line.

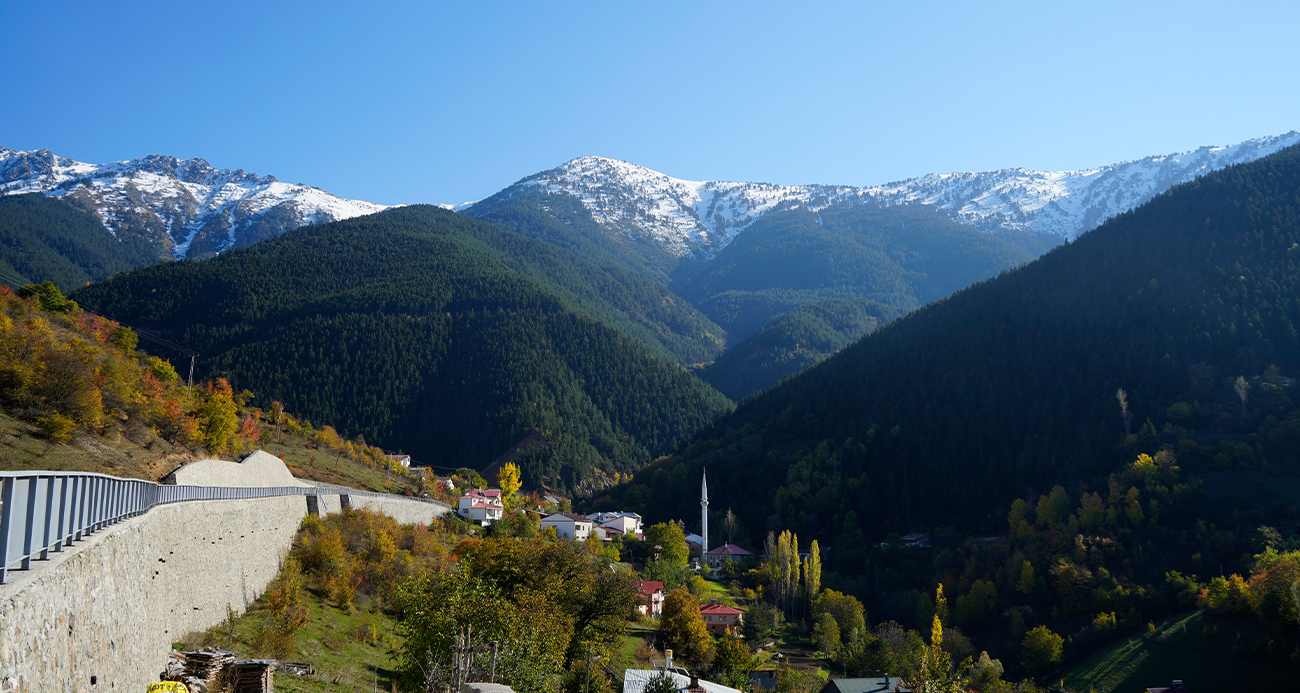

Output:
xmin=180 ymin=592 xmax=402 ymax=692
xmin=1060 ymin=612 xmax=1299 ymax=692
xmin=0 ymin=409 xmax=417 ymax=493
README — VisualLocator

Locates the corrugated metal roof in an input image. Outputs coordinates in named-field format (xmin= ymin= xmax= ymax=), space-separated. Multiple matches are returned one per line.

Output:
xmin=820 ymin=677 xmax=910 ymax=693
xmin=623 ymin=670 xmax=741 ymax=693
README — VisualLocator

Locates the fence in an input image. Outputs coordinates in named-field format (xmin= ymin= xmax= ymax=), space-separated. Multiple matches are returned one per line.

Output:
xmin=304 ymin=480 xmax=453 ymax=509
xmin=0 ymin=471 xmax=427 ymax=584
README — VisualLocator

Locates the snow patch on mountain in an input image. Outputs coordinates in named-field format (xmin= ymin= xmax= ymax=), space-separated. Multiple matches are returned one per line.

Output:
xmin=519 ymin=132 xmax=1300 ymax=258
xmin=0 ymin=147 xmax=387 ymax=258
xmin=864 ymin=131 xmax=1300 ymax=236
xmin=523 ymin=156 xmax=836 ymax=257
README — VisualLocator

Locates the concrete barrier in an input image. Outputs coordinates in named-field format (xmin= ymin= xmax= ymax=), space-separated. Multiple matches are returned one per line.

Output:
xmin=0 ymin=453 xmax=450 ymax=692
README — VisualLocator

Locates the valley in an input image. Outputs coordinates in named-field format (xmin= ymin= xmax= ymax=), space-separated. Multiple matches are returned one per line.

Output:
xmin=3 ymin=134 xmax=1299 ymax=693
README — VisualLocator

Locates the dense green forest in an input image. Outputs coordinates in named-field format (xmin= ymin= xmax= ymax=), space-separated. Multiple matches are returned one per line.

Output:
xmin=0 ymin=194 xmax=159 ymax=292
xmin=72 ymin=206 xmax=732 ymax=493
xmin=466 ymin=185 xmax=689 ymax=285
xmin=448 ymin=192 xmax=726 ymax=365
xmin=698 ymin=297 xmax=897 ymax=400
xmin=589 ymin=144 xmax=1300 ymax=676
xmin=619 ymin=143 xmax=1300 ymax=534
xmin=676 ymin=205 xmax=1036 ymax=341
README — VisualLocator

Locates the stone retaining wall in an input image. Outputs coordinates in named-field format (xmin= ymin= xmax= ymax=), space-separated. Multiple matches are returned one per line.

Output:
xmin=0 ymin=490 xmax=448 ymax=692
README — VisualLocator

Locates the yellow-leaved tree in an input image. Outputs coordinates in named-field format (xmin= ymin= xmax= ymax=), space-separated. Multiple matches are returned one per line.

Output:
xmin=498 ymin=462 xmax=522 ymax=509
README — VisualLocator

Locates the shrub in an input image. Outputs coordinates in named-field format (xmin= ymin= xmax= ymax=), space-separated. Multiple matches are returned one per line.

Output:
xmin=36 ymin=414 xmax=76 ymax=443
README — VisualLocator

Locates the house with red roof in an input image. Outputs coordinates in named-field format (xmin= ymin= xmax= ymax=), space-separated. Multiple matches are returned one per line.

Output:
xmin=704 ymin=543 xmax=754 ymax=569
xmin=700 ymin=602 xmax=744 ymax=635
xmin=457 ymin=488 xmax=504 ymax=525
xmin=636 ymin=580 xmax=665 ymax=616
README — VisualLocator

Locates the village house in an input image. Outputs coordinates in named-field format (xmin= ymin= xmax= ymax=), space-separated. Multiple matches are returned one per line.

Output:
xmin=748 ymin=670 xmax=779 ymax=691
xmin=457 ymin=488 xmax=504 ymax=525
xmin=386 ymin=453 xmax=412 ymax=468
xmin=819 ymin=677 xmax=911 ymax=693
xmin=587 ymin=511 xmax=644 ymax=537
xmin=539 ymin=512 xmax=594 ymax=540
xmin=699 ymin=602 xmax=744 ymax=635
xmin=875 ymin=532 xmax=930 ymax=550
xmin=704 ymin=543 xmax=754 ymax=570
xmin=622 ymin=669 xmax=742 ymax=693
xmin=635 ymin=580 xmax=665 ymax=616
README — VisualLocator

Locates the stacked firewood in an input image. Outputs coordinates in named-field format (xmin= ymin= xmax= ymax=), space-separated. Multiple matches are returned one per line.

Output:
xmin=228 ymin=659 xmax=275 ymax=692
xmin=180 ymin=648 xmax=235 ymax=691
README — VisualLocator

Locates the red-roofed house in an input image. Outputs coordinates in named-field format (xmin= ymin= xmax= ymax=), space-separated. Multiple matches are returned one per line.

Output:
xmin=636 ymin=580 xmax=665 ymax=616
xmin=704 ymin=543 xmax=754 ymax=569
xmin=458 ymin=489 xmax=504 ymax=525
xmin=700 ymin=602 xmax=744 ymax=635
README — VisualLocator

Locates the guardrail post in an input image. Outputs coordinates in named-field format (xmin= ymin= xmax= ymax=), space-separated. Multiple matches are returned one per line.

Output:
xmin=20 ymin=477 xmax=38 ymax=570
xmin=40 ymin=476 xmax=56 ymax=560
xmin=54 ymin=477 xmax=69 ymax=552
xmin=91 ymin=477 xmax=103 ymax=533
xmin=111 ymin=481 xmax=121 ymax=524
xmin=75 ymin=476 xmax=88 ymax=541
xmin=0 ymin=478 xmax=15 ymax=583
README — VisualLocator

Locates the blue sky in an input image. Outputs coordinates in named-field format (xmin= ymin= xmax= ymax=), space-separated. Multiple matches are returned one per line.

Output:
xmin=2 ymin=1 xmax=1297 ymax=206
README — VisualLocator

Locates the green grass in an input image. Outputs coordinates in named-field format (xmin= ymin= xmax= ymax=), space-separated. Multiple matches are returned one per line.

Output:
xmin=1060 ymin=611 xmax=1299 ymax=692
xmin=181 ymin=593 xmax=402 ymax=692
xmin=0 ymin=408 xmax=191 ymax=481
xmin=263 ymin=439 xmax=416 ymax=493
xmin=0 ymin=408 xmax=420 ymax=495
xmin=697 ymin=577 xmax=735 ymax=604
xmin=614 ymin=632 xmax=651 ymax=680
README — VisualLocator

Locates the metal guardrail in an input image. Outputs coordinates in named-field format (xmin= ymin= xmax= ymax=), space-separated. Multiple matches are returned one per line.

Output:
xmin=0 ymin=471 xmax=437 ymax=584
xmin=305 ymin=481 xmax=453 ymax=509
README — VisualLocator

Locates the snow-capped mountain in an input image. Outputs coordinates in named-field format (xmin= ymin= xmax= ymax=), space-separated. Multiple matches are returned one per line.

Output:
xmin=511 ymin=132 xmax=1300 ymax=259
xmin=0 ymin=147 xmax=386 ymax=259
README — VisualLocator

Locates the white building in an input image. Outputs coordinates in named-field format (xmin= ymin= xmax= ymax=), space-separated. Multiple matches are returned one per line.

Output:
xmin=539 ymin=513 xmax=594 ymax=540
xmin=386 ymin=454 xmax=412 ymax=468
xmin=587 ymin=511 xmax=643 ymax=536
xmin=623 ymin=669 xmax=741 ymax=693
xmin=458 ymin=489 xmax=504 ymax=525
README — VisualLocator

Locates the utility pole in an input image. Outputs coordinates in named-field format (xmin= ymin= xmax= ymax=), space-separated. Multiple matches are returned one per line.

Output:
xmin=585 ymin=645 xmax=592 ymax=693
xmin=187 ymin=354 xmax=196 ymax=393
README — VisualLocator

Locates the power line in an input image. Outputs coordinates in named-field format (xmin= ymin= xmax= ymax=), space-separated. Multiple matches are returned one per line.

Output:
xmin=0 ymin=266 xmax=30 ymax=288
xmin=0 ymin=274 xmax=255 ymax=395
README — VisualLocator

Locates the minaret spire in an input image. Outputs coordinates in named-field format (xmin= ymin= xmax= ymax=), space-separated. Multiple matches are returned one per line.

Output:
xmin=701 ymin=469 xmax=709 ymax=557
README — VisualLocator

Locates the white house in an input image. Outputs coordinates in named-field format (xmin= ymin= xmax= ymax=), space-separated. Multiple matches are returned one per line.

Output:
xmin=458 ymin=489 xmax=504 ymax=525
xmin=386 ymin=454 xmax=412 ymax=468
xmin=539 ymin=513 xmax=594 ymax=541
xmin=587 ymin=511 xmax=643 ymax=536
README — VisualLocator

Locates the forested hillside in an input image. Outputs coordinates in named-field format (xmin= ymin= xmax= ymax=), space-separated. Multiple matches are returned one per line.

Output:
xmin=0 ymin=194 xmax=159 ymax=292
xmin=73 ymin=206 xmax=732 ymax=493
xmin=582 ymin=143 xmax=1300 ymax=679
xmin=698 ymin=298 xmax=896 ymax=400
xmin=466 ymin=185 xmax=688 ymax=284
xmin=448 ymin=193 xmax=725 ymax=365
xmin=678 ymin=206 xmax=1036 ymax=341
xmin=0 ymin=281 xmax=418 ymax=492
xmin=469 ymin=191 xmax=1037 ymax=395
xmin=605 ymin=142 xmax=1300 ymax=543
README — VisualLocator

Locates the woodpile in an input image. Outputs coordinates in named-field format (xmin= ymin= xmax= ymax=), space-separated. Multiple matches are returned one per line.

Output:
xmin=276 ymin=661 xmax=316 ymax=676
xmin=228 ymin=659 xmax=276 ymax=692
xmin=180 ymin=648 xmax=235 ymax=691
xmin=165 ymin=649 xmax=314 ymax=691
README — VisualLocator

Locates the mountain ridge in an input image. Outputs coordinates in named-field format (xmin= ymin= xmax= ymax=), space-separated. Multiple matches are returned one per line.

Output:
xmin=493 ymin=131 xmax=1300 ymax=261
xmin=0 ymin=146 xmax=385 ymax=260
